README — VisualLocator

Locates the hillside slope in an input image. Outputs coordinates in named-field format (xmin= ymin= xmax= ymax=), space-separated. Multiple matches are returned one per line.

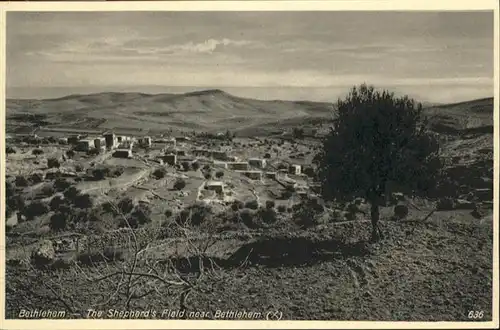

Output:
xmin=6 ymin=90 xmax=493 ymax=136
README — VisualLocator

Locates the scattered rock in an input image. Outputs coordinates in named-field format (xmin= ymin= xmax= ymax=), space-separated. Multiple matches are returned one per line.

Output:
xmin=31 ymin=240 xmax=55 ymax=267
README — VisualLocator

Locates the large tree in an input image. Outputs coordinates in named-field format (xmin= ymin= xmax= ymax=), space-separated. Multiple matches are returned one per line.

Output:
xmin=315 ymin=84 xmax=442 ymax=242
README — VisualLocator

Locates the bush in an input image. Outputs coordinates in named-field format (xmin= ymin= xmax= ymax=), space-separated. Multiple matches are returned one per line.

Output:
xmin=173 ymin=179 xmax=186 ymax=191
xmin=40 ymin=184 xmax=55 ymax=197
xmin=176 ymin=203 xmax=212 ymax=226
xmin=265 ymin=200 xmax=276 ymax=209
xmin=92 ymin=168 xmax=109 ymax=180
xmin=215 ymin=171 xmax=224 ymax=179
xmin=258 ymin=207 xmax=278 ymax=224
xmin=24 ymin=201 xmax=50 ymax=220
xmin=181 ymin=161 xmax=191 ymax=172
xmin=231 ymin=200 xmax=244 ymax=211
xmin=63 ymin=186 xmax=79 ymax=201
xmin=74 ymin=164 xmax=84 ymax=172
xmin=30 ymin=172 xmax=44 ymax=184
xmin=204 ymin=172 xmax=212 ymax=180
xmin=54 ymin=178 xmax=71 ymax=192
xmin=129 ymin=203 xmax=152 ymax=226
xmin=118 ymin=197 xmax=135 ymax=214
xmin=74 ymin=193 xmax=93 ymax=209
xmin=437 ymin=197 xmax=455 ymax=211
xmin=191 ymin=162 xmax=200 ymax=171
xmin=65 ymin=150 xmax=75 ymax=159
xmin=152 ymin=168 xmax=167 ymax=179
xmin=111 ymin=167 xmax=124 ymax=177
xmin=50 ymin=196 xmax=66 ymax=212
xmin=7 ymin=194 xmax=25 ymax=213
xmin=6 ymin=146 xmax=16 ymax=154
xmin=239 ymin=208 xmax=257 ymax=228
xmin=15 ymin=175 xmax=30 ymax=187
xmin=264 ymin=153 xmax=271 ymax=159
xmin=277 ymin=205 xmax=287 ymax=213
xmin=245 ymin=200 xmax=259 ymax=210
xmin=49 ymin=212 xmax=67 ymax=231
xmin=164 ymin=209 xmax=173 ymax=218
xmin=202 ymin=164 xmax=211 ymax=172
xmin=32 ymin=149 xmax=44 ymax=156
xmin=47 ymin=158 xmax=61 ymax=169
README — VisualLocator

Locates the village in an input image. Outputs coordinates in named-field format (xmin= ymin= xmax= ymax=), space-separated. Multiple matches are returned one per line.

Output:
xmin=5 ymin=127 xmax=329 ymax=255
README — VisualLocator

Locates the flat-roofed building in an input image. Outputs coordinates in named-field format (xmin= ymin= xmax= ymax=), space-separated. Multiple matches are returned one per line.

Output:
xmin=227 ymin=162 xmax=249 ymax=171
xmin=75 ymin=139 xmax=94 ymax=151
xmin=248 ymin=158 xmax=267 ymax=169
xmin=112 ymin=149 xmax=133 ymax=158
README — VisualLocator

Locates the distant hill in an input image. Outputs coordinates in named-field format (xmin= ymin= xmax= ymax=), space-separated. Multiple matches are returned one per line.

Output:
xmin=5 ymin=89 xmax=493 ymax=136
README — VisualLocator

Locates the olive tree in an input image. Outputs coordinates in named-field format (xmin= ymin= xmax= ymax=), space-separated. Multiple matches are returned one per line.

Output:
xmin=315 ymin=84 xmax=442 ymax=241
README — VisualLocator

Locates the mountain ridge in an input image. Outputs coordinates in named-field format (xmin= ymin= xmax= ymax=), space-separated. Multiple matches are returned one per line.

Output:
xmin=6 ymin=89 xmax=493 ymax=136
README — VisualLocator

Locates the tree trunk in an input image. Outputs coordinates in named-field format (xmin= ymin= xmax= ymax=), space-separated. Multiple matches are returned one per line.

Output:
xmin=368 ymin=186 xmax=384 ymax=242
xmin=370 ymin=200 xmax=381 ymax=242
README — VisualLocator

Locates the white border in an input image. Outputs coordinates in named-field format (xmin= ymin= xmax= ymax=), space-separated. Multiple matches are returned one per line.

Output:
xmin=0 ymin=1 xmax=498 ymax=329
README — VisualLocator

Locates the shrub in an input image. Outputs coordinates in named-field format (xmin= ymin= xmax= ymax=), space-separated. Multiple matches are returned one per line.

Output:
xmin=92 ymin=168 xmax=109 ymax=180
xmin=118 ymin=197 xmax=135 ymax=214
xmin=202 ymin=164 xmax=211 ymax=172
xmin=152 ymin=168 xmax=167 ymax=179
xmin=6 ymin=146 xmax=16 ymax=154
xmin=54 ymin=178 xmax=71 ymax=192
xmin=173 ymin=178 xmax=186 ymax=191
xmin=204 ymin=172 xmax=212 ymax=180
xmin=24 ymin=201 xmax=50 ymax=220
xmin=277 ymin=205 xmax=287 ymax=213
xmin=258 ymin=207 xmax=278 ymax=224
xmin=265 ymin=200 xmax=276 ymax=209
xmin=50 ymin=196 xmax=66 ymax=212
xmin=49 ymin=212 xmax=67 ymax=231
xmin=245 ymin=200 xmax=259 ymax=210
xmin=129 ymin=203 xmax=152 ymax=226
xmin=176 ymin=203 xmax=212 ymax=226
xmin=281 ymin=190 xmax=293 ymax=199
xmin=74 ymin=164 xmax=84 ymax=172
xmin=264 ymin=153 xmax=271 ymax=159
xmin=63 ymin=186 xmax=79 ymax=201
xmin=191 ymin=162 xmax=200 ymax=171
xmin=30 ymin=172 xmax=44 ymax=184
xmin=111 ymin=167 xmax=125 ymax=177
xmin=40 ymin=184 xmax=55 ymax=197
xmin=215 ymin=171 xmax=224 ymax=179
xmin=65 ymin=150 xmax=75 ymax=159
xmin=164 ymin=209 xmax=173 ymax=218
xmin=15 ymin=175 xmax=30 ymax=187
xmin=74 ymin=193 xmax=93 ymax=209
xmin=32 ymin=149 xmax=44 ymax=156
xmin=181 ymin=161 xmax=191 ymax=172
xmin=437 ymin=197 xmax=455 ymax=211
xmin=7 ymin=195 xmax=25 ymax=212
xmin=231 ymin=200 xmax=244 ymax=211
xmin=47 ymin=158 xmax=61 ymax=169
xmin=239 ymin=208 xmax=256 ymax=228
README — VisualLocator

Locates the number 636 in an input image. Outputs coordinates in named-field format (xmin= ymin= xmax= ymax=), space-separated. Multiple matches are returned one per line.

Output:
xmin=468 ymin=310 xmax=484 ymax=319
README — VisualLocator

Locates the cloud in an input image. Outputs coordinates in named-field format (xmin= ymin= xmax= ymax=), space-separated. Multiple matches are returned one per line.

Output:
xmin=25 ymin=37 xmax=259 ymax=63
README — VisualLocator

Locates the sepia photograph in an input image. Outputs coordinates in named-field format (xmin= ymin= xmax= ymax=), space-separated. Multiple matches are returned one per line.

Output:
xmin=1 ymin=1 xmax=498 ymax=328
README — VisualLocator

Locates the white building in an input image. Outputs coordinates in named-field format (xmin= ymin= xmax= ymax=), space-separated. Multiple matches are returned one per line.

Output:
xmin=289 ymin=164 xmax=301 ymax=175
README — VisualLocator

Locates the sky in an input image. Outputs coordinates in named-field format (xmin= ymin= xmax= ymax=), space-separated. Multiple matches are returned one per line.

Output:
xmin=6 ymin=11 xmax=494 ymax=103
